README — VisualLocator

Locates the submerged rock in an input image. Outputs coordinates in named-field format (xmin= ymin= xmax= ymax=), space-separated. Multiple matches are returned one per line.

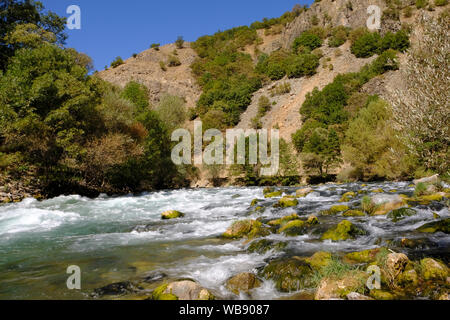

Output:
xmin=223 ymin=220 xmax=269 ymax=239
xmin=161 ymin=210 xmax=184 ymax=220
xmin=339 ymin=192 xmax=356 ymax=203
xmin=343 ymin=210 xmax=366 ymax=217
xmin=152 ymin=281 xmax=214 ymax=300
xmin=417 ymin=218 xmax=450 ymax=234
xmin=226 ymin=273 xmax=261 ymax=295
xmin=268 ymin=214 xmax=299 ymax=226
xmin=92 ymin=281 xmax=140 ymax=298
xmin=420 ymin=258 xmax=448 ymax=281
xmin=265 ymin=191 xmax=282 ymax=198
xmin=387 ymin=208 xmax=417 ymax=222
xmin=261 ymin=258 xmax=314 ymax=292
xmin=321 ymin=205 xmax=349 ymax=215
xmin=370 ymin=194 xmax=407 ymax=215
xmin=370 ymin=289 xmax=395 ymax=300
xmin=278 ymin=220 xmax=307 ymax=236
xmin=345 ymin=247 xmax=389 ymax=264
xmin=321 ymin=220 xmax=365 ymax=241
xmin=247 ymin=239 xmax=287 ymax=254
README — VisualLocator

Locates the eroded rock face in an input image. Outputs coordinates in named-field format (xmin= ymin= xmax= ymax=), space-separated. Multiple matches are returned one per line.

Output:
xmin=226 ymin=273 xmax=261 ymax=295
xmin=153 ymin=280 xmax=214 ymax=300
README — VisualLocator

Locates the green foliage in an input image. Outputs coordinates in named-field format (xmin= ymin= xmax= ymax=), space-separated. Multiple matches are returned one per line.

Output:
xmin=256 ymin=51 xmax=319 ymax=80
xmin=154 ymin=94 xmax=186 ymax=131
xmin=175 ymin=36 xmax=184 ymax=49
xmin=110 ymin=56 xmax=124 ymax=68
xmin=351 ymin=29 xmax=410 ymax=58
xmin=0 ymin=0 xmax=67 ymax=70
xmin=435 ymin=0 xmax=448 ymax=6
xmin=416 ymin=0 xmax=428 ymax=9
xmin=151 ymin=43 xmax=160 ymax=50
xmin=167 ymin=55 xmax=181 ymax=67
xmin=292 ymin=31 xmax=323 ymax=53
xmin=286 ymin=54 xmax=320 ymax=78
xmin=329 ymin=26 xmax=350 ymax=47
xmin=257 ymin=95 xmax=271 ymax=118
xmin=121 ymin=81 xmax=150 ymax=112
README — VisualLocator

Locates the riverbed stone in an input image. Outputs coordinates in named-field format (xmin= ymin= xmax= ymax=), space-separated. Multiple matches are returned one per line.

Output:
xmin=315 ymin=271 xmax=368 ymax=300
xmin=370 ymin=194 xmax=407 ymax=215
xmin=247 ymin=239 xmax=287 ymax=254
xmin=387 ymin=208 xmax=417 ymax=222
xmin=413 ymin=174 xmax=440 ymax=186
xmin=296 ymin=187 xmax=313 ymax=198
xmin=278 ymin=220 xmax=307 ymax=236
xmin=346 ymin=292 xmax=374 ymax=300
xmin=321 ymin=220 xmax=365 ymax=241
xmin=420 ymin=258 xmax=448 ymax=281
xmin=322 ymin=205 xmax=350 ymax=215
xmin=268 ymin=214 xmax=299 ymax=226
xmin=339 ymin=192 xmax=356 ymax=202
xmin=370 ymin=289 xmax=395 ymax=300
xmin=265 ymin=191 xmax=282 ymax=198
xmin=161 ymin=210 xmax=184 ymax=220
xmin=344 ymin=247 xmax=389 ymax=264
xmin=223 ymin=220 xmax=269 ymax=239
xmin=305 ymin=252 xmax=332 ymax=270
xmin=417 ymin=218 xmax=450 ymax=234
xmin=153 ymin=281 xmax=214 ymax=300
xmin=385 ymin=253 xmax=410 ymax=280
xmin=277 ymin=196 xmax=298 ymax=208
xmin=343 ymin=210 xmax=365 ymax=217
xmin=226 ymin=273 xmax=261 ymax=295
xmin=261 ymin=258 xmax=314 ymax=292
xmin=397 ymin=269 xmax=419 ymax=287
xmin=92 ymin=281 xmax=141 ymax=298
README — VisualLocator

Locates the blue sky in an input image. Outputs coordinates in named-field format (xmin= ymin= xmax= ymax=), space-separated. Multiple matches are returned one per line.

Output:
xmin=41 ymin=0 xmax=313 ymax=71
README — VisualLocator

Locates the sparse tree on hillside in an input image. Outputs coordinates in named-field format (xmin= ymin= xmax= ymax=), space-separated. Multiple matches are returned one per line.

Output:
xmin=389 ymin=12 xmax=449 ymax=174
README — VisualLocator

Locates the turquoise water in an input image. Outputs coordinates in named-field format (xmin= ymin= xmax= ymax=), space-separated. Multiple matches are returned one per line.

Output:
xmin=0 ymin=183 xmax=448 ymax=300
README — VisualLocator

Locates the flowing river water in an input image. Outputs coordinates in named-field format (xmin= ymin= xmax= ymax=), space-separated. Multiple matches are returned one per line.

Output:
xmin=0 ymin=182 xmax=449 ymax=300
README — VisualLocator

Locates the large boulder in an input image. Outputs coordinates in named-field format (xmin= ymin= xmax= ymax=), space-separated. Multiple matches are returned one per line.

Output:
xmin=321 ymin=205 xmax=349 ymax=215
xmin=413 ymin=174 xmax=440 ymax=186
xmin=370 ymin=194 xmax=407 ymax=215
xmin=387 ymin=208 xmax=417 ymax=222
xmin=261 ymin=258 xmax=314 ymax=292
xmin=385 ymin=253 xmax=410 ymax=281
xmin=278 ymin=220 xmax=307 ymax=236
xmin=339 ymin=192 xmax=357 ymax=203
xmin=222 ymin=220 xmax=269 ymax=239
xmin=315 ymin=271 xmax=368 ymax=300
xmin=305 ymin=252 xmax=332 ymax=270
xmin=420 ymin=258 xmax=448 ymax=281
xmin=268 ymin=214 xmax=299 ymax=226
xmin=161 ymin=210 xmax=184 ymax=220
xmin=321 ymin=220 xmax=365 ymax=241
xmin=226 ymin=273 xmax=261 ymax=295
xmin=247 ymin=239 xmax=287 ymax=254
xmin=277 ymin=196 xmax=299 ymax=208
xmin=346 ymin=292 xmax=374 ymax=300
xmin=296 ymin=187 xmax=313 ymax=198
xmin=345 ymin=247 xmax=389 ymax=264
xmin=152 ymin=281 xmax=214 ymax=300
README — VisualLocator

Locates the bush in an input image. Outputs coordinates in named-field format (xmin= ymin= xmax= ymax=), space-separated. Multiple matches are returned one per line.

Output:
xmin=159 ymin=61 xmax=167 ymax=71
xmin=151 ymin=43 xmax=160 ymax=50
xmin=329 ymin=26 xmax=349 ymax=47
xmin=175 ymin=36 xmax=184 ymax=49
xmin=155 ymin=94 xmax=186 ymax=130
xmin=270 ymin=82 xmax=291 ymax=96
xmin=416 ymin=0 xmax=428 ymax=8
xmin=286 ymin=54 xmax=320 ymax=78
xmin=121 ymin=81 xmax=150 ymax=112
xmin=292 ymin=31 xmax=323 ymax=53
xmin=258 ymin=96 xmax=271 ymax=117
xmin=167 ymin=55 xmax=181 ymax=67
xmin=379 ymin=30 xmax=410 ymax=52
xmin=351 ymin=31 xmax=381 ymax=58
xmin=435 ymin=0 xmax=448 ymax=6
xmin=111 ymin=56 xmax=124 ymax=68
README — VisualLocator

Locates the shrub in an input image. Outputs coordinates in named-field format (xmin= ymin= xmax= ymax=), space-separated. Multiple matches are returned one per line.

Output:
xmin=159 ymin=61 xmax=167 ymax=71
xmin=435 ymin=0 xmax=448 ymax=6
xmin=286 ymin=54 xmax=320 ymax=78
xmin=329 ymin=26 xmax=349 ymax=47
xmin=111 ymin=56 xmax=124 ymax=68
xmin=351 ymin=31 xmax=381 ymax=58
xmin=292 ymin=31 xmax=323 ymax=53
xmin=416 ymin=0 xmax=428 ymax=8
xmin=270 ymin=82 xmax=291 ymax=96
xmin=175 ymin=36 xmax=184 ymax=49
xmin=167 ymin=55 xmax=181 ymax=67
xmin=151 ymin=43 xmax=160 ymax=50
xmin=155 ymin=94 xmax=186 ymax=130
xmin=379 ymin=30 xmax=410 ymax=52
xmin=258 ymin=96 xmax=271 ymax=117
xmin=121 ymin=81 xmax=150 ymax=112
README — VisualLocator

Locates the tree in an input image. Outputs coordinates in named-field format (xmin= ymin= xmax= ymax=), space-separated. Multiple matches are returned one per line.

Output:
xmin=155 ymin=94 xmax=186 ymax=131
xmin=389 ymin=12 xmax=449 ymax=174
xmin=121 ymin=81 xmax=150 ymax=112
xmin=292 ymin=31 xmax=323 ymax=53
xmin=175 ymin=36 xmax=184 ymax=49
xmin=0 ymin=0 xmax=67 ymax=70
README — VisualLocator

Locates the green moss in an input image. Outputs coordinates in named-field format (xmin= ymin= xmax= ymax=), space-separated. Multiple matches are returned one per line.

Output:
xmin=247 ymin=239 xmax=287 ymax=254
xmin=345 ymin=248 xmax=389 ymax=263
xmin=306 ymin=215 xmax=319 ymax=225
xmin=263 ymin=187 xmax=275 ymax=195
xmin=322 ymin=205 xmax=350 ymax=215
xmin=397 ymin=269 xmax=419 ymax=287
xmin=370 ymin=289 xmax=395 ymax=300
xmin=268 ymin=213 xmax=299 ymax=226
xmin=265 ymin=191 xmax=282 ymax=198
xmin=339 ymin=192 xmax=356 ymax=202
xmin=223 ymin=220 xmax=269 ymax=239
xmin=261 ymin=258 xmax=315 ymax=292
xmin=417 ymin=218 xmax=450 ymax=234
xmin=250 ymin=199 xmax=261 ymax=207
xmin=420 ymin=258 xmax=448 ymax=281
xmin=372 ymin=188 xmax=384 ymax=193
xmin=321 ymin=220 xmax=365 ymax=241
xmin=343 ymin=210 xmax=366 ymax=217
xmin=387 ymin=208 xmax=417 ymax=222
xmin=418 ymin=194 xmax=444 ymax=202
xmin=278 ymin=220 xmax=307 ymax=236
xmin=152 ymin=284 xmax=178 ymax=300
xmin=277 ymin=196 xmax=299 ymax=208
xmin=305 ymin=252 xmax=332 ymax=270
xmin=161 ymin=210 xmax=184 ymax=220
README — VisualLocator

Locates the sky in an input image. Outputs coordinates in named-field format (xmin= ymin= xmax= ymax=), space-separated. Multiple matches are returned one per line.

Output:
xmin=41 ymin=0 xmax=313 ymax=71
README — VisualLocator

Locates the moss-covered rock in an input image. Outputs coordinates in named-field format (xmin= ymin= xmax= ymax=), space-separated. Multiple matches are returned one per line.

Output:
xmin=306 ymin=215 xmax=319 ymax=225
xmin=345 ymin=248 xmax=389 ymax=264
xmin=397 ymin=269 xmax=419 ymax=287
xmin=321 ymin=220 xmax=365 ymax=241
xmin=277 ymin=196 xmax=299 ymax=208
xmin=305 ymin=252 xmax=332 ymax=270
xmin=339 ymin=192 xmax=356 ymax=202
xmin=315 ymin=271 xmax=368 ymax=300
xmin=416 ymin=193 xmax=444 ymax=203
xmin=247 ymin=239 xmax=287 ymax=254
xmin=264 ymin=191 xmax=282 ymax=198
xmin=250 ymin=199 xmax=261 ymax=207
xmin=420 ymin=258 xmax=448 ymax=281
xmin=322 ymin=205 xmax=350 ymax=215
xmin=161 ymin=210 xmax=185 ymax=220
xmin=226 ymin=273 xmax=261 ymax=295
xmin=387 ymin=208 xmax=417 ymax=222
xmin=385 ymin=253 xmax=410 ymax=281
xmin=343 ymin=210 xmax=366 ymax=217
xmin=417 ymin=218 xmax=450 ymax=234
xmin=370 ymin=194 xmax=407 ymax=215
xmin=370 ymin=289 xmax=395 ymax=300
xmin=223 ymin=220 xmax=269 ymax=239
xmin=261 ymin=258 xmax=314 ymax=292
xmin=278 ymin=220 xmax=307 ymax=236
xmin=372 ymin=188 xmax=384 ymax=193
xmin=268 ymin=214 xmax=299 ymax=226
xmin=152 ymin=284 xmax=178 ymax=300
